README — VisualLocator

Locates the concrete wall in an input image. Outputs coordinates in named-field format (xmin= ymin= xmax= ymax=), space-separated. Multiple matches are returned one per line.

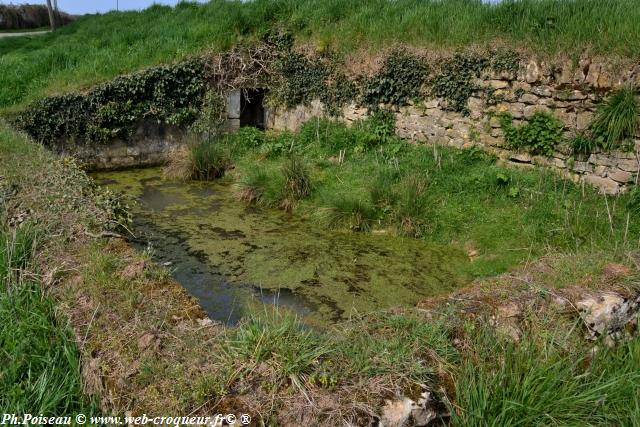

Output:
xmin=52 ymin=121 xmax=188 ymax=171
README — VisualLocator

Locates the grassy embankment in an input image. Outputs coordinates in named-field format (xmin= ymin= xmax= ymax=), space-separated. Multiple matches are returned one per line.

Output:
xmin=1 ymin=0 xmax=639 ymax=112
xmin=0 ymin=127 xmax=92 ymax=414
xmin=3 ymin=119 xmax=640 ymax=423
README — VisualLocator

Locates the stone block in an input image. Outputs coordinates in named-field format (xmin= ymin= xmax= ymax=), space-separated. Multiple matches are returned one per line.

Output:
xmin=617 ymin=159 xmax=640 ymax=173
xmin=583 ymin=175 xmax=620 ymax=194
xmin=489 ymin=79 xmax=510 ymax=89
xmin=525 ymin=60 xmax=540 ymax=83
xmin=572 ymin=161 xmax=592 ymax=173
xmin=608 ymin=169 xmax=633 ymax=183
xmin=520 ymin=93 xmax=539 ymax=104
xmin=531 ymin=85 xmax=553 ymax=97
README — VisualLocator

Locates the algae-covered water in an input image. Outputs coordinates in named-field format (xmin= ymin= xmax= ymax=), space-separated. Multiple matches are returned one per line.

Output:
xmin=94 ymin=168 xmax=469 ymax=325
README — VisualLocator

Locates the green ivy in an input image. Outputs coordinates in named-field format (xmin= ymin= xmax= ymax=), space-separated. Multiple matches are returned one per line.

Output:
xmin=500 ymin=112 xmax=564 ymax=157
xmin=431 ymin=54 xmax=488 ymax=115
xmin=362 ymin=51 xmax=428 ymax=110
xmin=270 ymin=51 xmax=330 ymax=108
xmin=14 ymin=58 xmax=207 ymax=145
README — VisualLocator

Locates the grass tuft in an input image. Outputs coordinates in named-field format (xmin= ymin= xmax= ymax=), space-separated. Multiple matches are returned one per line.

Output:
xmin=590 ymin=86 xmax=640 ymax=150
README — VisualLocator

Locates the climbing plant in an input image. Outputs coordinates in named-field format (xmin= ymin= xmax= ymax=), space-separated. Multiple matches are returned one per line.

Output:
xmin=15 ymin=58 xmax=208 ymax=145
xmin=362 ymin=51 xmax=428 ymax=110
xmin=430 ymin=53 xmax=488 ymax=115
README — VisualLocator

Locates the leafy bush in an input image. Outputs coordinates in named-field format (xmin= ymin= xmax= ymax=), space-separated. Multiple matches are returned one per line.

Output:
xmin=590 ymin=86 xmax=640 ymax=150
xmin=500 ymin=112 xmax=564 ymax=156
xmin=271 ymin=51 xmax=330 ymax=108
xmin=362 ymin=51 xmax=428 ymax=109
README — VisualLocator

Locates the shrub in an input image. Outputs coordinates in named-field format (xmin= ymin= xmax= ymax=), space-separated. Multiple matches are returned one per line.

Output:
xmin=393 ymin=174 xmax=430 ymax=237
xmin=14 ymin=58 xmax=208 ymax=145
xmin=590 ymin=86 xmax=640 ymax=150
xmin=500 ymin=112 xmax=564 ymax=156
xmin=236 ymin=167 xmax=282 ymax=207
xmin=362 ymin=51 xmax=428 ymax=109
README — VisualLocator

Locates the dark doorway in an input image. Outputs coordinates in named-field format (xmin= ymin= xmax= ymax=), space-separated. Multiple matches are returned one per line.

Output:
xmin=240 ymin=89 xmax=266 ymax=129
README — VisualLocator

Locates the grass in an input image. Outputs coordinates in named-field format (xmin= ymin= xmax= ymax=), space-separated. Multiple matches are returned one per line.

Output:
xmin=226 ymin=117 xmax=640 ymax=277
xmin=451 ymin=327 xmax=640 ymax=426
xmin=190 ymin=138 xmax=230 ymax=180
xmin=0 ymin=226 xmax=91 ymax=414
xmin=1 ymin=0 xmax=639 ymax=112
xmin=590 ymin=86 xmax=640 ymax=150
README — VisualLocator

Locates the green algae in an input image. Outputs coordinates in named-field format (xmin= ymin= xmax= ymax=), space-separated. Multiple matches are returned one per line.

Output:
xmin=93 ymin=167 xmax=469 ymax=324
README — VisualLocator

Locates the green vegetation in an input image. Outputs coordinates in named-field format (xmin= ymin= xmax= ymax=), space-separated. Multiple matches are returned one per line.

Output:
xmin=1 ymin=0 xmax=639 ymax=112
xmin=451 ymin=326 xmax=640 ymax=426
xmin=0 ymin=224 xmax=90 ymax=413
xmin=14 ymin=58 xmax=208 ymax=144
xmin=500 ymin=111 xmax=565 ymax=156
xmin=222 ymin=117 xmax=639 ymax=277
xmin=590 ymin=86 xmax=640 ymax=150
xmin=190 ymin=139 xmax=230 ymax=180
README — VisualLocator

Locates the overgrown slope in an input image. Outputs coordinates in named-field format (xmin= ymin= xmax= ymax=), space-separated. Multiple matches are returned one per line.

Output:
xmin=1 ymin=0 xmax=639 ymax=112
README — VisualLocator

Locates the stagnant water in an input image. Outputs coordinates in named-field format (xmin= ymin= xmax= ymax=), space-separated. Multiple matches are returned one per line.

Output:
xmin=94 ymin=168 xmax=469 ymax=325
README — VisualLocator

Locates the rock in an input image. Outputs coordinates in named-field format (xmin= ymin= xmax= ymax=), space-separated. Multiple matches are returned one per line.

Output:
xmin=520 ymin=93 xmax=539 ymax=104
xmin=525 ymin=61 xmax=540 ymax=83
xmin=379 ymin=388 xmax=439 ymax=427
xmin=498 ymin=302 xmax=522 ymax=319
xmin=137 ymin=332 xmax=158 ymax=352
xmin=576 ymin=292 xmax=640 ymax=345
xmin=380 ymin=398 xmax=412 ymax=427
xmin=489 ymin=80 xmax=509 ymax=89
xmin=583 ymin=175 xmax=620 ymax=194
xmin=608 ymin=169 xmax=633 ymax=183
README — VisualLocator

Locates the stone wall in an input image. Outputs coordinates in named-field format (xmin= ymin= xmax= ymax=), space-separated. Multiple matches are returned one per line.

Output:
xmin=52 ymin=121 xmax=187 ymax=171
xmin=265 ymin=58 xmax=640 ymax=194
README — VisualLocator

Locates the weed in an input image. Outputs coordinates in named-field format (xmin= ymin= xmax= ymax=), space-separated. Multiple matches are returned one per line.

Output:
xmin=500 ymin=111 xmax=564 ymax=156
xmin=569 ymin=132 xmax=597 ymax=155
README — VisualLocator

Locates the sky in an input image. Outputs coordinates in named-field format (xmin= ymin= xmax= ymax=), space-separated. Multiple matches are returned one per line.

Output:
xmin=0 ymin=0 xmax=208 ymax=15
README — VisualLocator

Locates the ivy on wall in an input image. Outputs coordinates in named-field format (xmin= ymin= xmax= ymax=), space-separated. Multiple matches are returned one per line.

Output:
xmin=362 ymin=51 xmax=428 ymax=110
xmin=15 ymin=58 xmax=208 ymax=145
xmin=11 ymin=44 xmax=529 ymax=148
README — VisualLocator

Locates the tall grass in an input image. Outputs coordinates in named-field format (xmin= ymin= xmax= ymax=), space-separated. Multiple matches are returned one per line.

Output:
xmin=590 ymin=86 xmax=640 ymax=149
xmin=1 ymin=0 xmax=639 ymax=111
xmin=0 ymin=226 xmax=91 ymax=413
xmin=451 ymin=328 xmax=640 ymax=426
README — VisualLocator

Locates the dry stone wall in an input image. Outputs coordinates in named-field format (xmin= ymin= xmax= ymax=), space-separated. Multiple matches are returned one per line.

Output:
xmin=266 ymin=58 xmax=640 ymax=194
